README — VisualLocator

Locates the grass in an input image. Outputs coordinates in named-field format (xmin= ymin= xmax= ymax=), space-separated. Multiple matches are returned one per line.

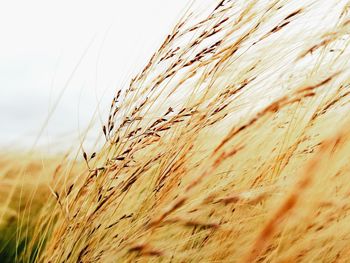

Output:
xmin=3 ymin=0 xmax=350 ymax=262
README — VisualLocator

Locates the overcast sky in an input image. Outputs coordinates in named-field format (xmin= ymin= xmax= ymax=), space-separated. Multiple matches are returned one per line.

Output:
xmin=0 ymin=0 xmax=190 ymax=152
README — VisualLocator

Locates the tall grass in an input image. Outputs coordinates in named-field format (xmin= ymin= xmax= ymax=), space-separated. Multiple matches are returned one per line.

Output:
xmin=3 ymin=0 xmax=350 ymax=262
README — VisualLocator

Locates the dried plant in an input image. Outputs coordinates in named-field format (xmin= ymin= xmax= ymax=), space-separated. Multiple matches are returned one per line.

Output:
xmin=3 ymin=0 xmax=350 ymax=262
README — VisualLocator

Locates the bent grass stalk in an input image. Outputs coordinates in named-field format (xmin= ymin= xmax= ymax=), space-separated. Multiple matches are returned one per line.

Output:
xmin=2 ymin=0 xmax=350 ymax=262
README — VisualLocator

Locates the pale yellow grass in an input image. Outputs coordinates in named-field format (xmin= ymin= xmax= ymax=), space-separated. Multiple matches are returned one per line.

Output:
xmin=4 ymin=0 xmax=350 ymax=262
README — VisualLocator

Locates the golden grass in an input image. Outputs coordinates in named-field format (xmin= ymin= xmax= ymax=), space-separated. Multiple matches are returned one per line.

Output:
xmin=3 ymin=0 xmax=350 ymax=262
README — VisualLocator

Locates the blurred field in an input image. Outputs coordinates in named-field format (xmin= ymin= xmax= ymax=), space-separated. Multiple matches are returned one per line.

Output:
xmin=0 ymin=154 xmax=83 ymax=262
xmin=0 ymin=154 xmax=50 ymax=262
xmin=3 ymin=0 xmax=350 ymax=262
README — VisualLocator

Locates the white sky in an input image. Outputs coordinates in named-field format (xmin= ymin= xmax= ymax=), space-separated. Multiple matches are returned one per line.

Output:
xmin=0 ymin=0 xmax=189 ymax=152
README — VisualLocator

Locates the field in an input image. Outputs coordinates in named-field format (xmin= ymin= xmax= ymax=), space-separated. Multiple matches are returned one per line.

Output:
xmin=2 ymin=0 xmax=350 ymax=262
